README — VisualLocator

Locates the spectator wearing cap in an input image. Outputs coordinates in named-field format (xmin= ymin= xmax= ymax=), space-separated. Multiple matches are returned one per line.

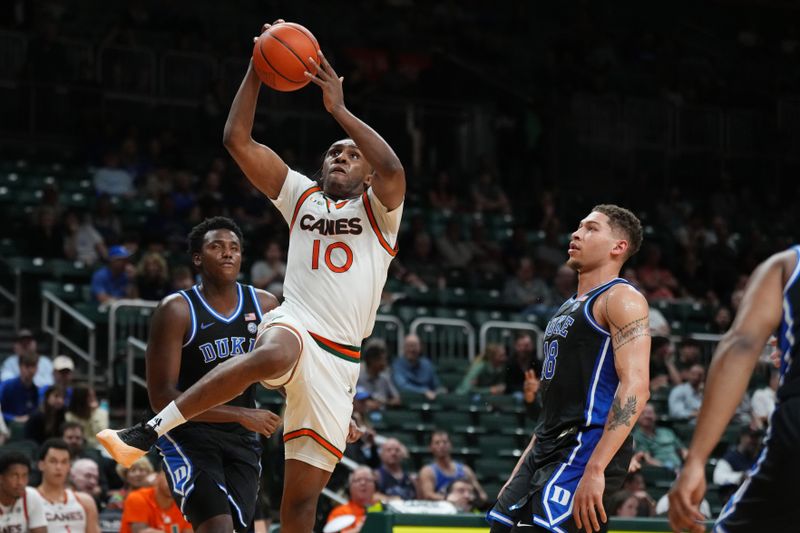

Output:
xmin=357 ymin=339 xmax=401 ymax=409
xmin=0 ymin=351 xmax=41 ymax=423
xmin=39 ymin=355 xmax=75 ymax=405
xmin=90 ymin=245 xmax=134 ymax=304
xmin=1 ymin=328 xmax=54 ymax=388
xmin=713 ymin=427 xmax=763 ymax=503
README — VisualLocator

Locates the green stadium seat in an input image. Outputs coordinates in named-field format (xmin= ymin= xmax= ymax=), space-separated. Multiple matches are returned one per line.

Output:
xmin=431 ymin=411 xmax=474 ymax=432
xmin=479 ymin=412 xmax=521 ymax=432
xmin=0 ymin=440 xmax=39 ymax=460
xmin=478 ymin=434 xmax=520 ymax=456
xmin=474 ymin=457 xmax=517 ymax=482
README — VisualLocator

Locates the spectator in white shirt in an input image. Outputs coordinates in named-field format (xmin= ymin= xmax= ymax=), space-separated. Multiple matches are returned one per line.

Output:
xmin=1 ymin=329 xmax=54 ymax=388
xmin=668 ymin=364 xmax=704 ymax=421
xmin=751 ymin=366 xmax=779 ymax=430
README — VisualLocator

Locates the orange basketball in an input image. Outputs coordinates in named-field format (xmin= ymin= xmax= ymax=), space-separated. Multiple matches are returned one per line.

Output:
xmin=252 ymin=22 xmax=320 ymax=92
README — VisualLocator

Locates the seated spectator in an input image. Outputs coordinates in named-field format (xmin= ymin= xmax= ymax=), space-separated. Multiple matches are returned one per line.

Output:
xmin=133 ymin=252 xmax=171 ymax=301
xmin=25 ymin=386 xmax=66 ymax=444
xmin=345 ymin=389 xmax=380 ymax=469
xmin=250 ymin=241 xmax=287 ymax=297
xmin=1 ymin=328 xmax=54 ymax=388
xmin=608 ymin=490 xmax=640 ymax=517
xmin=357 ymin=340 xmax=401 ymax=409
xmin=633 ymin=403 xmax=686 ymax=470
xmin=27 ymin=206 xmax=65 ymax=259
xmin=121 ymin=467 xmax=191 ymax=533
xmin=169 ymin=265 xmax=194 ymax=292
xmin=0 ymin=451 xmax=48 ymax=530
xmin=648 ymin=306 xmax=671 ymax=338
xmin=636 ymin=244 xmax=680 ymax=300
xmin=61 ymin=422 xmax=116 ymax=496
xmin=649 ymin=336 xmax=681 ymax=392
xmin=92 ymin=194 xmax=122 ymax=244
xmin=90 ymin=245 xmax=134 ymax=304
xmin=436 ymin=219 xmax=474 ymax=270
xmin=417 ymin=431 xmax=486 ymax=504
xmin=428 ymin=170 xmax=459 ymax=212
xmin=63 ymin=209 xmax=107 ymax=266
xmin=325 ymin=466 xmax=383 ymax=533
xmin=39 ymin=355 xmax=75 ymax=405
xmin=456 ymin=344 xmax=508 ymax=396
xmin=713 ymin=427 xmax=763 ymax=503
xmin=107 ymin=457 xmax=155 ymax=511
xmin=70 ymin=458 xmax=105 ymax=509
xmin=668 ymin=364 xmax=704 ymax=421
xmin=402 ymin=233 xmax=444 ymax=290
xmin=675 ymin=339 xmax=703 ymax=381
xmin=65 ymin=387 xmax=109 ymax=450
xmin=93 ymin=150 xmax=135 ymax=198
xmin=36 ymin=438 xmax=99 ymax=531
xmin=751 ymin=366 xmax=779 ymax=430
xmin=655 ymin=492 xmax=711 ymax=518
xmin=470 ymin=171 xmax=510 ymax=214
xmin=522 ymin=368 xmax=542 ymax=421
xmin=445 ymin=479 xmax=479 ymax=513
xmin=550 ymin=264 xmax=578 ymax=309
xmin=503 ymin=257 xmax=552 ymax=308
xmin=710 ymin=306 xmax=733 ymax=333
xmin=505 ymin=333 xmax=536 ymax=394
xmin=1 ymin=352 xmax=41 ymax=423
xmin=374 ymin=438 xmax=416 ymax=501
xmin=392 ymin=334 xmax=443 ymax=400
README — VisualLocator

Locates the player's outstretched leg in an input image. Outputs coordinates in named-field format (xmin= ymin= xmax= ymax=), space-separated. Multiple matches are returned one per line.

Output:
xmin=280 ymin=459 xmax=333 ymax=533
xmin=98 ymin=327 xmax=301 ymax=467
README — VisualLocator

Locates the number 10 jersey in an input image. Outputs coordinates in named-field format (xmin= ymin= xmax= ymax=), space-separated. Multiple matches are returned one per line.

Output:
xmin=270 ymin=168 xmax=402 ymax=347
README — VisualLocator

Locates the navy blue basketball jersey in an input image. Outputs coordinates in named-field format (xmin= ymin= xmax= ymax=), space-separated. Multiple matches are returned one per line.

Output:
xmin=534 ymin=278 xmax=634 ymax=463
xmin=176 ymin=282 xmax=264 ymax=434
xmin=778 ymin=246 xmax=800 ymax=401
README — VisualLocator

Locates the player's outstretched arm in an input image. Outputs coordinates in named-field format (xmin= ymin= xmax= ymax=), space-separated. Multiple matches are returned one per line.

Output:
xmin=145 ymin=295 xmax=281 ymax=437
xmin=306 ymin=51 xmax=405 ymax=210
xmin=222 ymin=22 xmax=289 ymax=200
xmin=574 ymin=284 xmax=651 ymax=532
xmin=668 ymin=252 xmax=788 ymax=533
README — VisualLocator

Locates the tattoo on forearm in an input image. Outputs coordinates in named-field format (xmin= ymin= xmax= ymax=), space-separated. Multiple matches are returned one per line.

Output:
xmin=608 ymin=396 xmax=637 ymax=431
xmin=611 ymin=317 xmax=651 ymax=349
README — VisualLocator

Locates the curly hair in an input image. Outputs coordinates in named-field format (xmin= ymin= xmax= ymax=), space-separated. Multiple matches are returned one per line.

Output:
xmin=591 ymin=204 xmax=643 ymax=259
xmin=187 ymin=216 xmax=244 ymax=255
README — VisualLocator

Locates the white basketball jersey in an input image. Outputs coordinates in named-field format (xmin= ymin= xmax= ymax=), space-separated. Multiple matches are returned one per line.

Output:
xmin=271 ymin=169 xmax=402 ymax=345
xmin=39 ymin=489 xmax=87 ymax=532
xmin=0 ymin=486 xmax=48 ymax=531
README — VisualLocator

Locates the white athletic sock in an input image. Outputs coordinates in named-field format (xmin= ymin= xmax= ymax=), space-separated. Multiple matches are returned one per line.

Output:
xmin=146 ymin=401 xmax=186 ymax=437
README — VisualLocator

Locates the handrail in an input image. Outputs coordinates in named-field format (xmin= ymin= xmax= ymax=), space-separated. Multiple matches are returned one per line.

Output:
xmin=409 ymin=317 xmax=476 ymax=361
xmin=374 ymin=314 xmax=406 ymax=357
xmin=479 ymin=320 xmax=544 ymax=361
xmin=40 ymin=290 xmax=96 ymax=386
xmin=125 ymin=337 xmax=148 ymax=426
xmin=107 ymin=299 xmax=158 ymax=385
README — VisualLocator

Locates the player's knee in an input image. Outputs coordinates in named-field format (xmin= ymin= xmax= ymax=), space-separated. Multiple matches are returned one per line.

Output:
xmin=251 ymin=329 xmax=301 ymax=379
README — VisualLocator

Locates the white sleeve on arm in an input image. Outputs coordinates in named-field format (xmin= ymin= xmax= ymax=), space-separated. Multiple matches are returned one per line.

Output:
xmin=366 ymin=187 xmax=403 ymax=247
xmin=25 ymin=487 xmax=48 ymax=528
xmin=269 ymin=168 xmax=317 ymax=225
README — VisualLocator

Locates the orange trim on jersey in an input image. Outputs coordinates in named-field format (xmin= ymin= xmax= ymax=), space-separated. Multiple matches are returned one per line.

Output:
xmin=284 ymin=428 xmax=343 ymax=460
xmin=260 ymin=322 xmax=304 ymax=388
xmin=326 ymin=198 xmax=349 ymax=210
xmin=361 ymin=191 xmax=398 ymax=257
xmin=289 ymin=186 xmax=322 ymax=232
xmin=308 ymin=331 xmax=361 ymax=363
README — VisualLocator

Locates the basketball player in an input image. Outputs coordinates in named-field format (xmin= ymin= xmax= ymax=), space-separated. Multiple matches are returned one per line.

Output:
xmin=98 ymin=19 xmax=405 ymax=533
xmin=115 ymin=217 xmax=281 ymax=533
xmin=668 ymin=246 xmax=800 ymax=533
xmin=0 ymin=451 xmax=47 ymax=532
xmin=487 ymin=205 xmax=650 ymax=533
xmin=37 ymin=438 xmax=98 ymax=533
